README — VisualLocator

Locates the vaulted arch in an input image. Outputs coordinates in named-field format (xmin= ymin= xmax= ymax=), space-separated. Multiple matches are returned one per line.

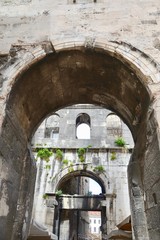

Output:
xmin=0 ymin=41 xmax=159 ymax=240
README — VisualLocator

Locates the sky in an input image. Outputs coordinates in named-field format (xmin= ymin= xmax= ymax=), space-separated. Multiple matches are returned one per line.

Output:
xmin=77 ymin=123 xmax=102 ymax=195
xmin=76 ymin=123 xmax=90 ymax=139
xmin=89 ymin=178 xmax=102 ymax=194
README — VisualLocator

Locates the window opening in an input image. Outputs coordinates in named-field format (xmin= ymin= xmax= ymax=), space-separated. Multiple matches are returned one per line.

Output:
xmin=76 ymin=123 xmax=90 ymax=139
xmin=45 ymin=114 xmax=60 ymax=138
xmin=106 ymin=113 xmax=122 ymax=137
xmin=76 ymin=113 xmax=91 ymax=139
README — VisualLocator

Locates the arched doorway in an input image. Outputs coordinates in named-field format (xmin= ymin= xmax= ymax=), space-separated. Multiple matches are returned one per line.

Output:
xmin=52 ymin=169 xmax=106 ymax=240
xmin=0 ymin=42 xmax=159 ymax=240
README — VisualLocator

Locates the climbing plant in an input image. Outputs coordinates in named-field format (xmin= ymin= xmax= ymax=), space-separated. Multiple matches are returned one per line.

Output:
xmin=110 ymin=152 xmax=117 ymax=160
xmin=114 ymin=137 xmax=126 ymax=147
xmin=62 ymin=159 xmax=69 ymax=169
xmin=68 ymin=162 xmax=74 ymax=173
xmin=77 ymin=145 xmax=91 ymax=163
xmin=45 ymin=164 xmax=51 ymax=170
xmin=55 ymin=189 xmax=63 ymax=196
xmin=42 ymin=193 xmax=49 ymax=200
xmin=62 ymin=159 xmax=69 ymax=165
xmin=93 ymin=165 xmax=105 ymax=173
xmin=37 ymin=148 xmax=53 ymax=162
xmin=55 ymin=149 xmax=63 ymax=161
xmin=77 ymin=148 xmax=86 ymax=162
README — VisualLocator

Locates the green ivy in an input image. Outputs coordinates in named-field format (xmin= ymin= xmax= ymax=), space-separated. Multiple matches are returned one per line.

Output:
xmin=68 ymin=166 xmax=74 ymax=173
xmin=77 ymin=146 xmax=92 ymax=163
xmin=114 ymin=137 xmax=126 ymax=147
xmin=37 ymin=148 xmax=53 ymax=162
xmin=110 ymin=152 xmax=117 ymax=160
xmin=42 ymin=193 xmax=49 ymax=200
xmin=93 ymin=165 xmax=105 ymax=173
xmin=45 ymin=164 xmax=51 ymax=170
xmin=79 ymin=155 xmax=85 ymax=163
xmin=62 ymin=159 xmax=69 ymax=165
xmin=77 ymin=148 xmax=86 ymax=162
xmin=56 ymin=149 xmax=63 ymax=161
xmin=55 ymin=189 xmax=63 ymax=196
xmin=77 ymin=148 xmax=86 ymax=156
xmin=68 ymin=162 xmax=74 ymax=173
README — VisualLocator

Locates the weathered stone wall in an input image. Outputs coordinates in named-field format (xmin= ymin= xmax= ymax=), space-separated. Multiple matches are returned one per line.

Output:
xmin=0 ymin=1 xmax=160 ymax=237
xmin=32 ymin=106 xmax=134 ymax=148
xmin=0 ymin=0 xmax=160 ymax=64
xmin=0 ymin=42 xmax=159 ymax=240
xmin=33 ymin=150 xmax=131 ymax=236
xmin=32 ymin=105 xmax=132 ymax=238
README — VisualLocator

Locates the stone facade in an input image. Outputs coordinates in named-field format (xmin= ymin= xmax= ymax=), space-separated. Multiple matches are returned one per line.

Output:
xmin=31 ymin=105 xmax=132 ymax=239
xmin=0 ymin=1 xmax=160 ymax=240
xmin=89 ymin=211 xmax=101 ymax=238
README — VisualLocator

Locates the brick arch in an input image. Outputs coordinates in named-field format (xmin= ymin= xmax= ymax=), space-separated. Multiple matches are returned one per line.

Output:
xmin=0 ymin=40 xmax=160 ymax=240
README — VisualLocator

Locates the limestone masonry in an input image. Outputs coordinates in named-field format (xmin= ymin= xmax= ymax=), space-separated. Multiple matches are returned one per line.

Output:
xmin=0 ymin=1 xmax=160 ymax=240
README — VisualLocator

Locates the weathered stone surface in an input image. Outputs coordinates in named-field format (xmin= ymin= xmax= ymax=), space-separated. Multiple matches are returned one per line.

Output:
xmin=0 ymin=44 xmax=156 ymax=239
xmin=0 ymin=0 xmax=159 ymax=64
xmin=148 ymin=229 xmax=160 ymax=240
xmin=0 ymin=1 xmax=160 ymax=239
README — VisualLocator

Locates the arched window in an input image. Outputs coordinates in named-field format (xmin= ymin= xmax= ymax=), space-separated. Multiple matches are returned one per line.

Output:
xmin=45 ymin=114 xmax=60 ymax=139
xmin=106 ymin=113 xmax=122 ymax=137
xmin=76 ymin=113 xmax=91 ymax=139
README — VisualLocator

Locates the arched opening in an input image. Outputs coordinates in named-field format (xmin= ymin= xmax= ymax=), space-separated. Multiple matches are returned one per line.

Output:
xmin=106 ymin=113 xmax=122 ymax=137
xmin=0 ymin=44 xmax=158 ymax=240
xmin=55 ymin=168 xmax=106 ymax=195
xmin=32 ymin=114 xmax=60 ymax=142
xmin=45 ymin=114 xmax=60 ymax=139
xmin=76 ymin=123 xmax=90 ymax=139
xmin=51 ymin=169 xmax=106 ymax=240
xmin=76 ymin=113 xmax=91 ymax=139
xmin=106 ymin=113 xmax=134 ymax=148
xmin=56 ymin=176 xmax=103 ymax=240
xmin=89 ymin=178 xmax=101 ymax=195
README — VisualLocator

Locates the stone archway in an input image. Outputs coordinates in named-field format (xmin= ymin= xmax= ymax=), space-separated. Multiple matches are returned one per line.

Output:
xmin=49 ymin=164 xmax=107 ymax=240
xmin=52 ymin=163 xmax=107 ymax=193
xmin=0 ymin=40 xmax=160 ymax=240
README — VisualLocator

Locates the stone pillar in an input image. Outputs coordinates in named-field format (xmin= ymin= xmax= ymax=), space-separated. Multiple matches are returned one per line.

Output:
xmin=143 ymin=100 xmax=160 ymax=240
xmin=0 ymin=153 xmax=18 ymax=240
xmin=11 ymin=149 xmax=36 ymax=240
xmin=101 ymin=207 xmax=107 ymax=240
xmin=0 ymin=117 xmax=24 ymax=239
xmin=0 ymin=113 xmax=36 ymax=240
xmin=128 ymin=152 xmax=149 ymax=240
xmin=53 ymin=201 xmax=60 ymax=237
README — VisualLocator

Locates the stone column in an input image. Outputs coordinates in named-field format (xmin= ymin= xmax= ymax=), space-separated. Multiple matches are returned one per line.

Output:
xmin=0 ymin=113 xmax=36 ymax=240
xmin=128 ymin=151 xmax=149 ymax=240
xmin=11 ymin=149 xmax=36 ymax=240
xmin=143 ymin=98 xmax=160 ymax=240
xmin=101 ymin=207 xmax=107 ymax=240
xmin=53 ymin=200 xmax=61 ymax=237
